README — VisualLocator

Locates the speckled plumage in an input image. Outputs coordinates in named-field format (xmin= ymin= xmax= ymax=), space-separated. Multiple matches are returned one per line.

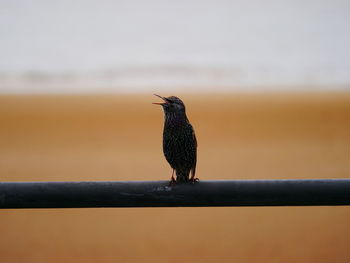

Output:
xmin=153 ymin=95 xmax=197 ymax=183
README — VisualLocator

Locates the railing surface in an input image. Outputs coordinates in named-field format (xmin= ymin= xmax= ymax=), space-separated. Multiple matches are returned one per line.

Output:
xmin=1 ymin=179 xmax=350 ymax=209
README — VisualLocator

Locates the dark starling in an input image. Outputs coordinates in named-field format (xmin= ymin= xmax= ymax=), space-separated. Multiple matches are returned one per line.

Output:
xmin=153 ymin=94 xmax=198 ymax=183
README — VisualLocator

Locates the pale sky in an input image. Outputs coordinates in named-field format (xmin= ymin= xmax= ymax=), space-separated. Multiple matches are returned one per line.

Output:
xmin=1 ymin=0 xmax=350 ymax=92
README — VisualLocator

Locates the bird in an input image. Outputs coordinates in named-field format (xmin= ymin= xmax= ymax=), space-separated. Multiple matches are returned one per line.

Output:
xmin=153 ymin=94 xmax=198 ymax=183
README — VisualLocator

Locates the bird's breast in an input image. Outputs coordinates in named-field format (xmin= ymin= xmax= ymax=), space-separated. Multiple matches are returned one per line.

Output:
xmin=162 ymin=122 xmax=196 ymax=167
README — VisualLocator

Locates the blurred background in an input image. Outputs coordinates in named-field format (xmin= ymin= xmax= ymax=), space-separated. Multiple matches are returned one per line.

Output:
xmin=0 ymin=0 xmax=349 ymax=262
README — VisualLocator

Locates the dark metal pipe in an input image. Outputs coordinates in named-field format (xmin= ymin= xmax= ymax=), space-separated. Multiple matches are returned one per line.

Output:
xmin=0 ymin=179 xmax=350 ymax=209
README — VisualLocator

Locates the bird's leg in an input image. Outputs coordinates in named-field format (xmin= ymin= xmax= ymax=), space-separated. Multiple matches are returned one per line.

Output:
xmin=169 ymin=169 xmax=176 ymax=185
xmin=171 ymin=169 xmax=175 ymax=181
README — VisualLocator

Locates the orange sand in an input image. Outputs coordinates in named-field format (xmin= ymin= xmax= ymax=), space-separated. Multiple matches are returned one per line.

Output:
xmin=0 ymin=93 xmax=350 ymax=263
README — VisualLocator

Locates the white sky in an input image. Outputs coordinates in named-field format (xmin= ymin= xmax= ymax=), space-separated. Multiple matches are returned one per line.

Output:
xmin=0 ymin=0 xmax=350 ymax=92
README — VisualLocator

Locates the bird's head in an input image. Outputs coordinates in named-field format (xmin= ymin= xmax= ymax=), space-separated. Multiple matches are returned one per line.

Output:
xmin=153 ymin=94 xmax=186 ymax=113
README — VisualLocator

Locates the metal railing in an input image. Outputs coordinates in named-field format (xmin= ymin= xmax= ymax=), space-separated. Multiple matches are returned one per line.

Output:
xmin=1 ymin=179 xmax=349 ymax=208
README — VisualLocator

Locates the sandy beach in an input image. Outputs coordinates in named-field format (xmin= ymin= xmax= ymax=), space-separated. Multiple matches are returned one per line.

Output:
xmin=0 ymin=92 xmax=350 ymax=262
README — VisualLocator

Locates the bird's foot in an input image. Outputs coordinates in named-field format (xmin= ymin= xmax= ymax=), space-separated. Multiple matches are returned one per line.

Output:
xmin=190 ymin=178 xmax=200 ymax=184
xmin=168 ymin=177 xmax=177 ymax=186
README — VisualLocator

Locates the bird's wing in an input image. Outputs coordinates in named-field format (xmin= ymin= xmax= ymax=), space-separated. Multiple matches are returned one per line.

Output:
xmin=191 ymin=128 xmax=197 ymax=179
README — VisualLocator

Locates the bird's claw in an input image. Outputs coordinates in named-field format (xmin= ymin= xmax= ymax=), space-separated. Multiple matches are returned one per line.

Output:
xmin=190 ymin=178 xmax=200 ymax=184
xmin=168 ymin=177 xmax=177 ymax=186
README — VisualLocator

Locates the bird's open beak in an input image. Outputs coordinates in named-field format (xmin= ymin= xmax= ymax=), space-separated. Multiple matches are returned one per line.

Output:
xmin=152 ymin=94 xmax=169 ymax=105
